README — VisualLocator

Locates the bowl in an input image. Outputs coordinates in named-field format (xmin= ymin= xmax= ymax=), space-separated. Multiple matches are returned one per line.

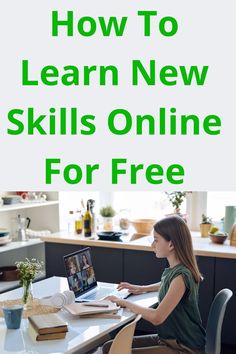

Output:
xmin=131 ymin=219 xmax=156 ymax=235
xmin=97 ymin=231 xmax=123 ymax=241
xmin=0 ymin=228 xmax=10 ymax=237
xmin=209 ymin=233 xmax=228 ymax=244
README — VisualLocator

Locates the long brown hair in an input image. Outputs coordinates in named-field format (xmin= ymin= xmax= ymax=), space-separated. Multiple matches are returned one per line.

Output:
xmin=154 ymin=216 xmax=202 ymax=283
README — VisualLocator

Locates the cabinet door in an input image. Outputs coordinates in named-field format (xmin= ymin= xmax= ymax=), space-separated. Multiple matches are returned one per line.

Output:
xmin=124 ymin=250 xmax=167 ymax=285
xmin=45 ymin=243 xmax=83 ymax=277
xmin=89 ymin=247 xmax=123 ymax=283
xmin=215 ymin=258 xmax=236 ymax=346
xmin=123 ymin=250 xmax=165 ymax=334
xmin=196 ymin=256 xmax=215 ymax=327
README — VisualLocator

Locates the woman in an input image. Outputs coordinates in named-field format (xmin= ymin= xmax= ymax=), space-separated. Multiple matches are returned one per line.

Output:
xmin=81 ymin=253 xmax=90 ymax=270
xmin=104 ymin=216 xmax=206 ymax=354
xmin=67 ymin=256 xmax=80 ymax=275
xmin=71 ymin=272 xmax=82 ymax=291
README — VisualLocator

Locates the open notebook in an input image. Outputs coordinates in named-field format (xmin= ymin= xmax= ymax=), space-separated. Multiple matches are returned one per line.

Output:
xmin=63 ymin=300 xmax=120 ymax=317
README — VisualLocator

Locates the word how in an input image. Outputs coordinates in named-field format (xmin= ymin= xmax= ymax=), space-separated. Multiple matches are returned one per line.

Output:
xmin=51 ymin=10 xmax=178 ymax=37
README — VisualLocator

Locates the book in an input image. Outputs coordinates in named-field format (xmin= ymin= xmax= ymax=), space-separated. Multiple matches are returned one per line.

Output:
xmin=28 ymin=313 xmax=68 ymax=335
xmin=28 ymin=322 xmax=67 ymax=341
xmin=80 ymin=312 xmax=122 ymax=319
xmin=64 ymin=300 xmax=120 ymax=317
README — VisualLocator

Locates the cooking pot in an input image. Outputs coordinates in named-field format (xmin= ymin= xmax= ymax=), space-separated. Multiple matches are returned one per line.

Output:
xmin=0 ymin=266 xmax=19 ymax=281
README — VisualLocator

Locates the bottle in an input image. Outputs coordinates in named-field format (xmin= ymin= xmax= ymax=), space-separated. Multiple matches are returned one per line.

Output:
xmin=67 ymin=210 xmax=75 ymax=234
xmin=83 ymin=201 xmax=92 ymax=237
xmin=88 ymin=199 xmax=96 ymax=235
xmin=75 ymin=210 xmax=83 ymax=235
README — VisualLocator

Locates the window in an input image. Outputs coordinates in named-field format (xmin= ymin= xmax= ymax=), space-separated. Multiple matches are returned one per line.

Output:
xmin=207 ymin=192 xmax=236 ymax=221
xmin=113 ymin=192 xmax=186 ymax=219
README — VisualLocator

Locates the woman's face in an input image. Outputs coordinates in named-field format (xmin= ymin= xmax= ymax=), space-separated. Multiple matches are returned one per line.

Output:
xmin=69 ymin=261 xmax=77 ymax=274
xmin=152 ymin=231 xmax=171 ymax=258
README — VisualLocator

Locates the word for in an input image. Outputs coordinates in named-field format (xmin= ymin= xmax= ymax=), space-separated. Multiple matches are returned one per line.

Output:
xmin=51 ymin=10 xmax=178 ymax=37
xmin=22 ymin=60 xmax=208 ymax=87
xmin=45 ymin=158 xmax=184 ymax=185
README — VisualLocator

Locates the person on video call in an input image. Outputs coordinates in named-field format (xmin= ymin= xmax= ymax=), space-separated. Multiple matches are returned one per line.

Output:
xmin=103 ymin=216 xmax=206 ymax=354
xmin=67 ymin=257 xmax=80 ymax=276
xmin=81 ymin=253 xmax=90 ymax=270
xmin=71 ymin=273 xmax=82 ymax=292
xmin=86 ymin=267 xmax=96 ymax=285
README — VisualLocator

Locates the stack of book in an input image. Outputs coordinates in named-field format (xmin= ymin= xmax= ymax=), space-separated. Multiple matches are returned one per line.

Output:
xmin=28 ymin=313 xmax=68 ymax=341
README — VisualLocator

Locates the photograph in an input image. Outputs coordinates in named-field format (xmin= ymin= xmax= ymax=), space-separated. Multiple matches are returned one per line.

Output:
xmin=0 ymin=1 xmax=236 ymax=353
xmin=1 ymin=191 xmax=236 ymax=354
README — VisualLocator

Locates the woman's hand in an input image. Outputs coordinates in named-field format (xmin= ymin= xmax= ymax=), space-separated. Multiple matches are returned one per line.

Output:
xmin=106 ymin=295 xmax=127 ymax=307
xmin=117 ymin=282 xmax=146 ymax=295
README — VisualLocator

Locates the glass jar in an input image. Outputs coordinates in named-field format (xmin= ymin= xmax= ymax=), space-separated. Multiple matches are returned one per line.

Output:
xmin=75 ymin=210 xmax=83 ymax=234
xmin=119 ymin=209 xmax=130 ymax=230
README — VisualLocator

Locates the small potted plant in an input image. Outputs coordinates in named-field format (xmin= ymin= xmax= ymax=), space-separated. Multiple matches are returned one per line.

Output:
xmin=165 ymin=192 xmax=188 ymax=214
xmin=100 ymin=206 xmax=116 ymax=231
xmin=200 ymin=214 xmax=212 ymax=237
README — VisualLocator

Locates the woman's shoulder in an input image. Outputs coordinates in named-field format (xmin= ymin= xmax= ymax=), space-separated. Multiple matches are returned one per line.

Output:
xmin=164 ymin=264 xmax=194 ymax=284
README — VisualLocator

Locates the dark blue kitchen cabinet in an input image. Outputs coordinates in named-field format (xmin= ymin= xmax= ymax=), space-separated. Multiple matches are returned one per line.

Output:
xmin=89 ymin=247 xmax=123 ymax=283
xmin=45 ymin=243 xmax=83 ymax=277
xmin=123 ymin=249 xmax=167 ymax=284
xmin=45 ymin=243 xmax=123 ymax=282
xmin=196 ymin=256 xmax=215 ymax=327
xmin=215 ymin=258 xmax=236 ymax=346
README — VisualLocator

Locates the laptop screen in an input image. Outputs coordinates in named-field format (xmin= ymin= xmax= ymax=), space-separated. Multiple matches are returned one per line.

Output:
xmin=63 ymin=247 xmax=97 ymax=297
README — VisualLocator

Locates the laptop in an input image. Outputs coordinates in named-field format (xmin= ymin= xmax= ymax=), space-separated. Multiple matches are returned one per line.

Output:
xmin=63 ymin=247 xmax=130 ymax=301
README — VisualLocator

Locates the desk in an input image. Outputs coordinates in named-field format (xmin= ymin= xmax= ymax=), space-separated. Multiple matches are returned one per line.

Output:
xmin=0 ymin=276 xmax=158 ymax=354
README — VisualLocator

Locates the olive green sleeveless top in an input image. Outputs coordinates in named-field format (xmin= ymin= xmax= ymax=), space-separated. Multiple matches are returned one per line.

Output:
xmin=157 ymin=264 xmax=206 ymax=351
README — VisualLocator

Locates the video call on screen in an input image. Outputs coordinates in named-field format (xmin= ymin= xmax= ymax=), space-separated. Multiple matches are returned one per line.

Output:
xmin=65 ymin=250 xmax=96 ymax=293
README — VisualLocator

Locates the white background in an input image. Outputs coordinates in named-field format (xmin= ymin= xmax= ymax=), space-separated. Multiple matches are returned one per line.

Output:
xmin=0 ymin=0 xmax=236 ymax=191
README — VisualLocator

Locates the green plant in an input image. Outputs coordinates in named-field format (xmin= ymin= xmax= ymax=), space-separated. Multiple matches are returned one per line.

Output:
xmin=165 ymin=192 xmax=188 ymax=211
xmin=100 ymin=205 xmax=116 ymax=217
xmin=15 ymin=258 xmax=44 ymax=287
xmin=16 ymin=258 xmax=44 ymax=306
xmin=201 ymin=214 xmax=212 ymax=224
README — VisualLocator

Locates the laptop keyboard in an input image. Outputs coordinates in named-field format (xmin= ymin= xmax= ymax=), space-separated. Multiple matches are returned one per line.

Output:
xmin=110 ymin=289 xmax=130 ymax=299
xmin=82 ymin=288 xmax=130 ymax=301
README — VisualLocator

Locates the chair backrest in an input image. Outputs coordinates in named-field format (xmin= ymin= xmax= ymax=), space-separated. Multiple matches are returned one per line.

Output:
xmin=205 ymin=288 xmax=233 ymax=354
xmin=109 ymin=314 xmax=142 ymax=354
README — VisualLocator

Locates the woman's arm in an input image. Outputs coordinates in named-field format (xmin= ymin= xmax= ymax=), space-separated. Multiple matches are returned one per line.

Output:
xmin=117 ymin=282 xmax=161 ymax=294
xmin=109 ymin=275 xmax=186 ymax=326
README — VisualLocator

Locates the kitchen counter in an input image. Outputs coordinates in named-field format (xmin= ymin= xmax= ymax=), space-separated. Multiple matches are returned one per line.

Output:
xmin=40 ymin=231 xmax=236 ymax=259
xmin=0 ymin=239 xmax=44 ymax=253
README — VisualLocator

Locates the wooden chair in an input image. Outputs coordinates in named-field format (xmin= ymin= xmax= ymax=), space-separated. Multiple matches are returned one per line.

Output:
xmin=109 ymin=314 xmax=142 ymax=354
